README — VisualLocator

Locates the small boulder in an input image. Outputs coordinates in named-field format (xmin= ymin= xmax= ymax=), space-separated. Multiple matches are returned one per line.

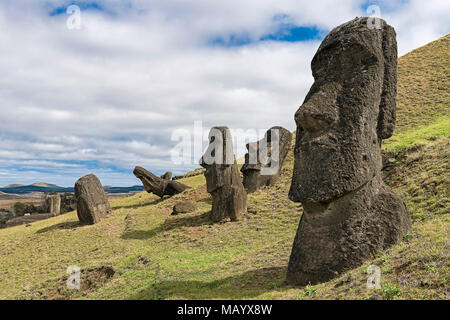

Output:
xmin=172 ymin=201 xmax=197 ymax=215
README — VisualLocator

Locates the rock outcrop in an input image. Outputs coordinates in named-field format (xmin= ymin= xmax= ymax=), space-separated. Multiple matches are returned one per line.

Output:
xmin=74 ymin=174 xmax=112 ymax=225
xmin=241 ymin=126 xmax=292 ymax=193
xmin=133 ymin=166 xmax=190 ymax=198
xmin=200 ymin=126 xmax=247 ymax=222
xmin=287 ymin=17 xmax=411 ymax=285
xmin=42 ymin=194 xmax=61 ymax=216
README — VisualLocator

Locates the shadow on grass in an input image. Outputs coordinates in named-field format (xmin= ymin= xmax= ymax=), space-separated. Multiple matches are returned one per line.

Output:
xmin=36 ymin=220 xmax=81 ymax=234
xmin=121 ymin=211 xmax=213 ymax=240
xmin=130 ymin=266 xmax=289 ymax=299
xmin=112 ymin=197 xmax=166 ymax=210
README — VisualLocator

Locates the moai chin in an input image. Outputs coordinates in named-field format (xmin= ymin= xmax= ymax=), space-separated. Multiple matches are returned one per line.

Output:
xmin=287 ymin=17 xmax=411 ymax=285
xmin=200 ymin=126 xmax=247 ymax=222
xmin=241 ymin=126 xmax=292 ymax=193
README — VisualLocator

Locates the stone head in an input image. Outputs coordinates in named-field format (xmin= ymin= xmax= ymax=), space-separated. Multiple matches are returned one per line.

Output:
xmin=200 ymin=126 xmax=236 ymax=193
xmin=289 ymin=17 xmax=397 ymax=203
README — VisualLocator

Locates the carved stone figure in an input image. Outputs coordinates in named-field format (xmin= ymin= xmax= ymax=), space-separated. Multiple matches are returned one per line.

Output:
xmin=43 ymin=194 xmax=61 ymax=216
xmin=200 ymin=126 xmax=247 ymax=222
xmin=241 ymin=126 xmax=292 ymax=193
xmin=160 ymin=171 xmax=172 ymax=180
xmin=75 ymin=174 xmax=112 ymax=225
xmin=287 ymin=17 xmax=411 ymax=285
xmin=133 ymin=166 xmax=189 ymax=197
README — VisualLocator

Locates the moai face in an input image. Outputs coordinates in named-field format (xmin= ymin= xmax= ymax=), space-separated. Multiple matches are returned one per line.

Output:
xmin=200 ymin=126 xmax=235 ymax=193
xmin=289 ymin=18 xmax=397 ymax=203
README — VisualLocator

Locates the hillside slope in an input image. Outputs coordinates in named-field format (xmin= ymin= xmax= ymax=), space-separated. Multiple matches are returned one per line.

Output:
xmin=0 ymin=35 xmax=448 ymax=300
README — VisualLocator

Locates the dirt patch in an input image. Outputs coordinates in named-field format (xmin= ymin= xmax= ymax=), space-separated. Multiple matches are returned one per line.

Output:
xmin=27 ymin=265 xmax=115 ymax=300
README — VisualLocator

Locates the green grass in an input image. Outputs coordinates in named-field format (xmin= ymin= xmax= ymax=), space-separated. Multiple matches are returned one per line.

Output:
xmin=383 ymin=117 xmax=450 ymax=152
xmin=0 ymin=34 xmax=448 ymax=300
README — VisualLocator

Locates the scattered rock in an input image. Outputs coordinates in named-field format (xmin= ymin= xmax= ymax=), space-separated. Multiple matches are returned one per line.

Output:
xmin=287 ymin=17 xmax=411 ymax=286
xmin=171 ymin=201 xmax=197 ymax=215
xmin=241 ymin=126 xmax=292 ymax=193
xmin=74 ymin=174 xmax=112 ymax=225
xmin=133 ymin=166 xmax=190 ymax=198
xmin=200 ymin=126 xmax=247 ymax=222
xmin=137 ymin=256 xmax=150 ymax=265
xmin=369 ymin=295 xmax=384 ymax=300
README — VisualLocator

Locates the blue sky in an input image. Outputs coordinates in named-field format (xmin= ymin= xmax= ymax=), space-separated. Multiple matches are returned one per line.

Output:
xmin=0 ymin=0 xmax=448 ymax=187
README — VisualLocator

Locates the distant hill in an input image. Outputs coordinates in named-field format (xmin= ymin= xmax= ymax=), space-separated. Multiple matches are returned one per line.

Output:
xmin=30 ymin=182 xmax=61 ymax=188
xmin=2 ymin=184 xmax=26 ymax=189
xmin=0 ymin=183 xmax=144 ymax=195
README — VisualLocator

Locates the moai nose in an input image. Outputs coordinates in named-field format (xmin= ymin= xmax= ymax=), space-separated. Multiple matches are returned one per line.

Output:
xmin=295 ymin=103 xmax=325 ymax=133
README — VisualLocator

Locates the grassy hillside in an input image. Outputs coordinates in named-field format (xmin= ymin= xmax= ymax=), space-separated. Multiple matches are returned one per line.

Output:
xmin=0 ymin=35 xmax=448 ymax=300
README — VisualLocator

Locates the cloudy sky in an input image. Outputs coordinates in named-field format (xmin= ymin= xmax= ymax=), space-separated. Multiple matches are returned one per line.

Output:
xmin=0 ymin=0 xmax=448 ymax=187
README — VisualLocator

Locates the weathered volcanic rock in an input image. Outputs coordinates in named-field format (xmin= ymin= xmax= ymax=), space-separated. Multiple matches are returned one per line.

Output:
xmin=43 ymin=194 xmax=61 ymax=215
xmin=171 ymin=201 xmax=197 ymax=215
xmin=200 ymin=126 xmax=247 ymax=222
xmin=133 ymin=166 xmax=189 ymax=198
xmin=160 ymin=171 xmax=172 ymax=180
xmin=75 ymin=174 xmax=112 ymax=225
xmin=241 ymin=126 xmax=292 ymax=193
xmin=287 ymin=17 xmax=411 ymax=285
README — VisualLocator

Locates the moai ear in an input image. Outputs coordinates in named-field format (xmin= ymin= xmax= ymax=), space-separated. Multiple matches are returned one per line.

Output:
xmin=377 ymin=22 xmax=398 ymax=140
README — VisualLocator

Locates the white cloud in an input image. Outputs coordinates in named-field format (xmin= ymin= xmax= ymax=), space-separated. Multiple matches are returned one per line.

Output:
xmin=0 ymin=0 xmax=448 ymax=186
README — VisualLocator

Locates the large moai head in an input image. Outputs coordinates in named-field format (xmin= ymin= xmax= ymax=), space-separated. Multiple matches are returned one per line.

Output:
xmin=287 ymin=18 xmax=410 ymax=286
xmin=289 ymin=17 xmax=397 ymax=203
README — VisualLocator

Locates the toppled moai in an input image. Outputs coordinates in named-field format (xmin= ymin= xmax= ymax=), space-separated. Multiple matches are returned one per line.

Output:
xmin=75 ymin=174 xmax=112 ymax=225
xmin=287 ymin=17 xmax=411 ymax=285
xmin=200 ymin=126 xmax=247 ymax=222
xmin=42 ymin=194 xmax=61 ymax=216
xmin=241 ymin=126 xmax=292 ymax=193
xmin=133 ymin=166 xmax=189 ymax=198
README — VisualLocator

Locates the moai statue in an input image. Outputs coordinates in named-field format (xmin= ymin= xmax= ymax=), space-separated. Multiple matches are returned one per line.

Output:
xmin=75 ymin=174 xmax=112 ymax=225
xmin=43 ymin=194 xmax=61 ymax=216
xmin=133 ymin=167 xmax=189 ymax=198
xmin=241 ymin=126 xmax=292 ymax=193
xmin=200 ymin=126 xmax=247 ymax=222
xmin=287 ymin=18 xmax=411 ymax=285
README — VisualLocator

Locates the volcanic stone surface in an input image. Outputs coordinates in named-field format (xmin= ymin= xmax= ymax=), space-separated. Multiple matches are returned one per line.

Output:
xmin=287 ymin=17 xmax=411 ymax=285
xmin=74 ymin=174 xmax=112 ymax=225
xmin=43 ymin=194 xmax=61 ymax=216
xmin=133 ymin=166 xmax=189 ymax=198
xmin=200 ymin=126 xmax=247 ymax=222
xmin=241 ymin=126 xmax=292 ymax=193
xmin=171 ymin=201 xmax=197 ymax=215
